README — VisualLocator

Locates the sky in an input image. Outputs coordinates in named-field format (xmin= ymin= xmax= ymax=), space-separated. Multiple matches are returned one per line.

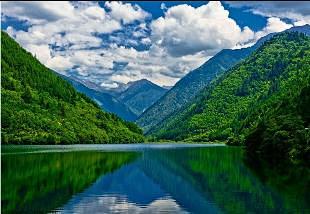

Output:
xmin=1 ymin=1 xmax=310 ymax=88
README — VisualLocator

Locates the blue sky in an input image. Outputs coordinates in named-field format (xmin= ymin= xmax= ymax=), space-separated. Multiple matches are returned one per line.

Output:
xmin=1 ymin=1 xmax=309 ymax=88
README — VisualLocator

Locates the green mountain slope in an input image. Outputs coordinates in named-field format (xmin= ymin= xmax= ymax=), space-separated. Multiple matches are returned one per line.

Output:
xmin=1 ymin=31 xmax=144 ymax=144
xmin=137 ymin=25 xmax=310 ymax=134
xmin=137 ymin=46 xmax=254 ymax=133
xmin=151 ymin=32 xmax=309 ymax=161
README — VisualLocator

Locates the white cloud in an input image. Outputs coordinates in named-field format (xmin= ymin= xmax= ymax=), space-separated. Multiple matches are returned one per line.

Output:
xmin=104 ymin=1 xmax=150 ymax=24
xmin=254 ymin=17 xmax=293 ymax=40
xmin=100 ymin=82 xmax=119 ymax=89
xmin=150 ymin=1 xmax=255 ymax=57
xmin=1 ymin=1 xmax=75 ymax=24
xmin=27 ymin=44 xmax=51 ymax=63
xmin=141 ymin=37 xmax=151 ymax=45
xmin=46 ymin=56 xmax=73 ymax=72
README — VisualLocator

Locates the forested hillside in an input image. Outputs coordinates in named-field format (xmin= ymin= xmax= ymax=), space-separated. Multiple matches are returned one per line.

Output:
xmin=1 ymin=31 xmax=144 ymax=144
xmin=137 ymin=25 xmax=310 ymax=133
xmin=136 ymin=45 xmax=254 ymax=132
xmin=150 ymin=32 xmax=309 ymax=162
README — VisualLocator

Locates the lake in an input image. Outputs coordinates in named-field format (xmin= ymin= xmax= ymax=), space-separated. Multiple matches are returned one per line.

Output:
xmin=2 ymin=144 xmax=309 ymax=214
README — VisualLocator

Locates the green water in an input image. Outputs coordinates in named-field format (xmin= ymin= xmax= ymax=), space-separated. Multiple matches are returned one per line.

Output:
xmin=1 ymin=144 xmax=309 ymax=213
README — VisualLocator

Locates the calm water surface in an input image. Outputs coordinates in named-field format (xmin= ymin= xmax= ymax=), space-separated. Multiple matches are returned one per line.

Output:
xmin=2 ymin=144 xmax=309 ymax=214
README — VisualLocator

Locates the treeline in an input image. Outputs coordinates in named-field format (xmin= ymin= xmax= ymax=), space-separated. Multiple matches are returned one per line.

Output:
xmin=1 ymin=31 xmax=144 ymax=144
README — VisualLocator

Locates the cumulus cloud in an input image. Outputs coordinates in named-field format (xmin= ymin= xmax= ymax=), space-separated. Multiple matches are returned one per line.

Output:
xmin=254 ymin=17 xmax=293 ymax=39
xmin=46 ymin=56 xmax=73 ymax=72
xmin=150 ymin=1 xmax=255 ymax=57
xmin=1 ymin=1 xmax=75 ymax=24
xmin=104 ymin=1 xmax=150 ymax=24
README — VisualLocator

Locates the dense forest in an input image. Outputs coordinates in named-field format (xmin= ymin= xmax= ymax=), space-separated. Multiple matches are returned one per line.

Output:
xmin=1 ymin=31 xmax=144 ymax=144
xmin=149 ymin=32 xmax=310 ymax=163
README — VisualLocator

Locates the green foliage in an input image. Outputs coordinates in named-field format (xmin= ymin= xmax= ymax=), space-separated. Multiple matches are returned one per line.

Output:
xmin=150 ymin=32 xmax=310 ymax=163
xmin=1 ymin=31 xmax=144 ymax=144
xmin=245 ymin=86 xmax=310 ymax=164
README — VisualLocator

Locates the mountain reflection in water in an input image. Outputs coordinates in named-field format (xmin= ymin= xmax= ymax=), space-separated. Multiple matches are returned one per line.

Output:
xmin=2 ymin=145 xmax=309 ymax=214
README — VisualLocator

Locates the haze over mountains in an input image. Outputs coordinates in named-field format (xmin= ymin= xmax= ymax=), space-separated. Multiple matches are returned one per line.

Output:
xmin=61 ymin=75 xmax=138 ymax=121
xmin=62 ymin=76 xmax=168 ymax=121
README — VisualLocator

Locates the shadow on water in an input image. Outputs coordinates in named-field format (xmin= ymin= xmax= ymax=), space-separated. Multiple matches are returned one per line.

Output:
xmin=2 ymin=145 xmax=309 ymax=213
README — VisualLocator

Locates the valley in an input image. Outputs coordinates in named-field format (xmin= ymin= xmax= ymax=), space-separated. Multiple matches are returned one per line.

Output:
xmin=1 ymin=2 xmax=310 ymax=214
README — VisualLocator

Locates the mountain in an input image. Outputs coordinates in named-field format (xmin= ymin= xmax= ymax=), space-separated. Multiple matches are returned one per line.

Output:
xmin=1 ymin=31 xmax=144 ymax=144
xmin=117 ymin=79 xmax=168 ymax=116
xmin=137 ymin=25 xmax=310 ymax=133
xmin=150 ymin=32 xmax=309 ymax=163
xmin=61 ymin=77 xmax=167 ymax=120
xmin=61 ymin=75 xmax=138 ymax=121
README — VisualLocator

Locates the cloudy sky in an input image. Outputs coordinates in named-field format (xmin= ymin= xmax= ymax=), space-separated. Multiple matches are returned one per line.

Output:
xmin=1 ymin=1 xmax=309 ymax=88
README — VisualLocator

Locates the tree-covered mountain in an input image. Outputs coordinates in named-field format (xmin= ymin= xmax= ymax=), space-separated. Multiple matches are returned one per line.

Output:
xmin=61 ymin=75 xmax=138 ymax=121
xmin=1 ymin=31 xmax=144 ymax=144
xmin=136 ymin=25 xmax=310 ymax=133
xmin=117 ymin=79 xmax=168 ymax=116
xmin=150 ymin=32 xmax=309 ymax=163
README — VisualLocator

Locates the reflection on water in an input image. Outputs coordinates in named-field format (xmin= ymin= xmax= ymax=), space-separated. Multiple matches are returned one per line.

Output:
xmin=2 ymin=150 xmax=138 ymax=213
xmin=2 ymin=145 xmax=309 ymax=214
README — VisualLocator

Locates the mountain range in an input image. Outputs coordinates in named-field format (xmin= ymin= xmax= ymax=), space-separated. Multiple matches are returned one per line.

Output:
xmin=148 ymin=30 xmax=310 ymax=163
xmin=60 ymin=75 xmax=137 ymax=121
xmin=137 ymin=25 xmax=310 ymax=134
xmin=63 ymin=76 xmax=168 ymax=121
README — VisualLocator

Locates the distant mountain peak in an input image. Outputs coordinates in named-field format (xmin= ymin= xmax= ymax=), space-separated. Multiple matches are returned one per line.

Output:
xmin=128 ymin=79 xmax=157 ymax=87
xmin=116 ymin=79 xmax=168 ymax=116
